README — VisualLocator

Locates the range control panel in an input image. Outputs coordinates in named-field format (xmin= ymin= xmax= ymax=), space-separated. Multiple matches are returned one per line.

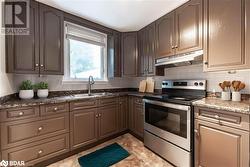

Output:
xmin=162 ymin=80 xmax=206 ymax=90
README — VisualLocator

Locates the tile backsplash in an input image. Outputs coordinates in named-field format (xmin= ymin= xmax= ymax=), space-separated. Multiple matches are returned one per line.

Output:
xmin=10 ymin=64 xmax=250 ymax=95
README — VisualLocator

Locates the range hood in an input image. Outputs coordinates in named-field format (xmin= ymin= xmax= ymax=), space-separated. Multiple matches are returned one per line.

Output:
xmin=155 ymin=50 xmax=203 ymax=68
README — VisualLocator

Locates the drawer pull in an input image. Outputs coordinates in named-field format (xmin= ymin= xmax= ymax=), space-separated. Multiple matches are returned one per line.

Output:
xmin=54 ymin=107 xmax=58 ymax=111
xmin=18 ymin=112 xmax=24 ymax=116
xmin=38 ymin=126 xmax=43 ymax=132
xmin=214 ymin=115 xmax=220 ymax=119
xmin=38 ymin=149 xmax=43 ymax=154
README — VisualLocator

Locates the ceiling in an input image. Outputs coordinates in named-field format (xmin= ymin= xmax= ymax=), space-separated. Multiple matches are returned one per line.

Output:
xmin=37 ymin=0 xmax=188 ymax=32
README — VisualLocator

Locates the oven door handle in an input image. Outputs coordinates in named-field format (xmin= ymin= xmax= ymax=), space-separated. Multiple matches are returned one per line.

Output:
xmin=143 ymin=99 xmax=190 ymax=111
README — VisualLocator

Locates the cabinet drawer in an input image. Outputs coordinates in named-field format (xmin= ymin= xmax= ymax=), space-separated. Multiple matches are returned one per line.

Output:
xmin=0 ymin=106 xmax=39 ymax=122
xmin=194 ymin=107 xmax=249 ymax=131
xmin=1 ymin=113 xmax=69 ymax=149
xmin=40 ymin=103 xmax=69 ymax=116
xmin=99 ymin=97 xmax=117 ymax=106
xmin=1 ymin=134 xmax=69 ymax=166
xmin=70 ymin=99 xmax=97 ymax=111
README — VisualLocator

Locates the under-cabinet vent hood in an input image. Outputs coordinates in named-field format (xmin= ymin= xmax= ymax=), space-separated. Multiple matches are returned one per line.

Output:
xmin=155 ymin=50 xmax=203 ymax=68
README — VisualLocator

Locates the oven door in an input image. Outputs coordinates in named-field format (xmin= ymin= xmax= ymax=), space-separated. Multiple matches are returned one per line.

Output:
xmin=143 ymin=99 xmax=191 ymax=151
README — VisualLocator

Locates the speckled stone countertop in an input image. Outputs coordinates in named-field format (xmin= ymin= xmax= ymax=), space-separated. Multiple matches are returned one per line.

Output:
xmin=192 ymin=97 xmax=250 ymax=115
xmin=0 ymin=92 xmax=152 ymax=110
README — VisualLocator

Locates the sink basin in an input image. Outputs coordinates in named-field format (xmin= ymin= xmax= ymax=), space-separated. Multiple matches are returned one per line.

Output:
xmin=72 ymin=92 xmax=113 ymax=98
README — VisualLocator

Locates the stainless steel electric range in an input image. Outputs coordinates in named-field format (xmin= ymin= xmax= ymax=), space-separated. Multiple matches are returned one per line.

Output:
xmin=143 ymin=80 xmax=206 ymax=167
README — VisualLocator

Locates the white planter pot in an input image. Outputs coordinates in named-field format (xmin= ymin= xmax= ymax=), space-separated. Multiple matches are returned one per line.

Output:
xmin=19 ymin=90 xmax=34 ymax=99
xmin=232 ymin=92 xmax=241 ymax=102
xmin=221 ymin=91 xmax=231 ymax=101
xmin=37 ymin=89 xmax=49 ymax=98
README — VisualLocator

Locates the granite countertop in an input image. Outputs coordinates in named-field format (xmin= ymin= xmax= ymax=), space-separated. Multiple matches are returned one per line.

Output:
xmin=0 ymin=92 xmax=152 ymax=110
xmin=192 ymin=97 xmax=250 ymax=115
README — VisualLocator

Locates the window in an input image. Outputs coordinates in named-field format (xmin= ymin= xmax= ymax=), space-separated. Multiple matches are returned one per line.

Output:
xmin=64 ymin=22 xmax=107 ymax=81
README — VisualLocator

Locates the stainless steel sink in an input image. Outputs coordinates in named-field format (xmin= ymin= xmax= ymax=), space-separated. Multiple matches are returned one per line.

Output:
xmin=72 ymin=92 xmax=113 ymax=98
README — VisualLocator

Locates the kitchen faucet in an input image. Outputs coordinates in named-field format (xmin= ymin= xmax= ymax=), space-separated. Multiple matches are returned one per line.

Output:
xmin=88 ymin=76 xmax=95 ymax=96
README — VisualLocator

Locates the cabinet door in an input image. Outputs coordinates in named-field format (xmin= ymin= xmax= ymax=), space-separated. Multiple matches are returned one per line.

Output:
xmin=134 ymin=103 xmax=144 ymax=138
xmin=175 ymin=0 xmax=202 ymax=54
xmin=147 ymin=23 xmax=156 ymax=75
xmin=204 ymin=0 xmax=250 ymax=71
xmin=155 ymin=12 xmax=175 ymax=58
xmin=118 ymin=97 xmax=128 ymax=132
xmin=6 ymin=1 xmax=39 ymax=74
xmin=114 ymin=31 xmax=122 ymax=77
xmin=122 ymin=32 xmax=138 ymax=77
xmin=70 ymin=108 xmax=98 ymax=150
xmin=39 ymin=4 xmax=64 ymax=75
xmin=195 ymin=119 xmax=249 ymax=167
xmin=99 ymin=104 xmax=118 ymax=139
xmin=138 ymin=29 xmax=147 ymax=76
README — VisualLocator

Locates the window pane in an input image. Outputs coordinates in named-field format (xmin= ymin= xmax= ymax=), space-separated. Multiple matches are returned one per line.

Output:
xmin=69 ymin=39 xmax=103 ymax=79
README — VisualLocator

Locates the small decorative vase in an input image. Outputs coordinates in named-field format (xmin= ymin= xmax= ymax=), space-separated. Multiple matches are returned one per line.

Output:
xmin=232 ymin=92 xmax=241 ymax=102
xmin=221 ymin=91 xmax=230 ymax=101
xmin=37 ymin=89 xmax=49 ymax=98
xmin=19 ymin=90 xmax=34 ymax=99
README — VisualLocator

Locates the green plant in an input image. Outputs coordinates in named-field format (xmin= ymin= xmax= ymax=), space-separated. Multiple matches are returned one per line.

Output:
xmin=35 ymin=82 xmax=48 ymax=89
xmin=19 ymin=80 xmax=33 ymax=90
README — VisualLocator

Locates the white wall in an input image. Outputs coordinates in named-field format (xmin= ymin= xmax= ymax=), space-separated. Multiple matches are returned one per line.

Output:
xmin=0 ymin=1 xmax=16 ymax=97
xmin=130 ymin=64 xmax=250 ymax=94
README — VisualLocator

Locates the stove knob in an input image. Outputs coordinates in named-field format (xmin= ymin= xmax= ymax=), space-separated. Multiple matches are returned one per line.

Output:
xmin=199 ymin=82 xmax=204 ymax=86
xmin=194 ymin=82 xmax=198 ymax=86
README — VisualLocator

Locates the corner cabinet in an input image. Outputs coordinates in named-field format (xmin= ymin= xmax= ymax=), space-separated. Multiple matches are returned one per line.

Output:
xmin=121 ymin=32 xmax=138 ymax=77
xmin=203 ymin=0 xmax=250 ymax=71
xmin=155 ymin=0 xmax=202 ymax=59
xmin=6 ymin=2 xmax=64 ymax=75
xmin=194 ymin=107 xmax=249 ymax=167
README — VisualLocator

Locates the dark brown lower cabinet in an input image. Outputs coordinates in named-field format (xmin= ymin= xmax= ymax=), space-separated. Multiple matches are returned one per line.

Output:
xmin=70 ymin=108 xmax=98 ymax=150
xmin=118 ymin=97 xmax=128 ymax=132
xmin=194 ymin=107 xmax=249 ymax=167
xmin=99 ymin=104 xmax=119 ymax=139
xmin=129 ymin=96 xmax=144 ymax=138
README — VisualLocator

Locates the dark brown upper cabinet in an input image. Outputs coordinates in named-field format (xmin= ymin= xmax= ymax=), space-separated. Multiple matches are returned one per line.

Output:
xmin=203 ymin=0 xmax=250 ymax=71
xmin=155 ymin=12 xmax=175 ymax=59
xmin=155 ymin=0 xmax=202 ymax=59
xmin=39 ymin=4 xmax=64 ymax=75
xmin=6 ymin=1 xmax=39 ymax=74
xmin=138 ymin=23 xmax=157 ymax=76
xmin=107 ymin=31 xmax=121 ymax=78
xmin=121 ymin=32 xmax=138 ymax=77
xmin=175 ymin=0 xmax=202 ymax=54
xmin=6 ymin=2 xmax=64 ymax=75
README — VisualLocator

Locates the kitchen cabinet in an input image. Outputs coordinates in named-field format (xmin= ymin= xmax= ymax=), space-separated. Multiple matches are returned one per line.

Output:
xmin=155 ymin=0 xmax=202 ymax=59
xmin=129 ymin=96 xmax=144 ymax=138
xmin=39 ymin=4 xmax=64 ymax=75
xmin=138 ymin=23 xmax=156 ymax=76
xmin=194 ymin=107 xmax=249 ymax=167
xmin=6 ymin=2 xmax=64 ymax=75
xmin=107 ymin=31 xmax=122 ymax=78
xmin=121 ymin=32 xmax=138 ymax=77
xmin=155 ymin=12 xmax=175 ymax=58
xmin=6 ymin=0 xmax=39 ymax=74
xmin=203 ymin=0 xmax=250 ymax=71
xmin=118 ymin=97 xmax=128 ymax=132
xmin=99 ymin=104 xmax=119 ymax=139
xmin=70 ymin=108 xmax=98 ymax=150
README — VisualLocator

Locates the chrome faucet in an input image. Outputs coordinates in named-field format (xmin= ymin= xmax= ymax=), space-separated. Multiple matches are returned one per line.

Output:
xmin=88 ymin=76 xmax=95 ymax=96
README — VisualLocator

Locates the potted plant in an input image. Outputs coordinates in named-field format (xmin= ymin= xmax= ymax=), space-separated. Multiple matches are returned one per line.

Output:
xmin=19 ymin=80 xmax=34 ymax=99
xmin=35 ymin=82 xmax=49 ymax=98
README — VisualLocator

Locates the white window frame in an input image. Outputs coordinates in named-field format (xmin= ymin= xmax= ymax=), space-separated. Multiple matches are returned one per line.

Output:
xmin=63 ymin=21 xmax=108 ymax=83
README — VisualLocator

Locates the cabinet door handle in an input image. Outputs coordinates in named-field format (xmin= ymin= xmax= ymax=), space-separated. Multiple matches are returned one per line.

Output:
xmin=18 ymin=112 xmax=24 ymax=116
xmin=40 ymin=64 xmax=44 ymax=67
xmin=171 ymin=46 xmax=175 ymax=49
xmin=204 ymin=62 xmax=208 ymax=65
xmin=99 ymin=113 xmax=101 ymax=117
xmin=175 ymin=45 xmax=178 ymax=48
xmin=38 ymin=149 xmax=43 ymax=155
xmin=194 ymin=129 xmax=199 ymax=137
xmin=35 ymin=64 xmax=39 ymax=67
xmin=38 ymin=126 xmax=43 ymax=132
xmin=95 ymin=114 xmax=98 ymax=118
xmin=53 ymin=107 xmax=58 ymax=111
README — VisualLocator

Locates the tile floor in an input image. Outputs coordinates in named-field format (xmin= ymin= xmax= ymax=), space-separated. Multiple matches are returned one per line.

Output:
xmin=48 ymin=133 xmax=173 ymax=167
